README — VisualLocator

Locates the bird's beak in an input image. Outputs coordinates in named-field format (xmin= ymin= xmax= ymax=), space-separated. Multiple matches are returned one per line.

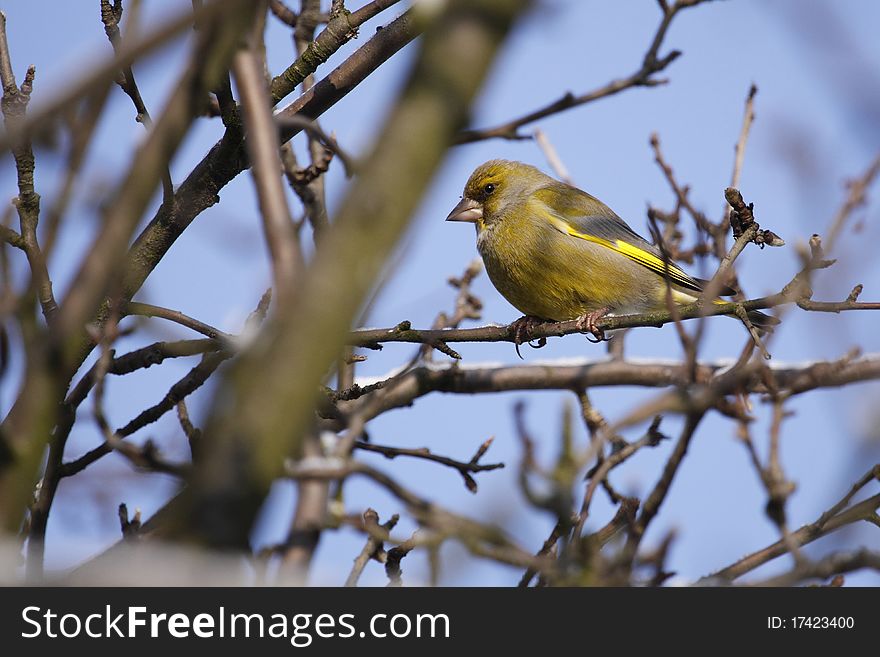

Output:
xmin=445 ymin=197 xmax=483 ymax=223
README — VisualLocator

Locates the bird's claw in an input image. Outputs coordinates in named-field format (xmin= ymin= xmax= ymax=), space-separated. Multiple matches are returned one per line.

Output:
xmin=575 ymin=308 xmax=610 ymax=343
xmin=510 ymin=315 xmax=547 ymax=359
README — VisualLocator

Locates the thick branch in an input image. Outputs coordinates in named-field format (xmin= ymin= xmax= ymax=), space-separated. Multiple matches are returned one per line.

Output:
xmin=120 ymin=10 xmax=420 ymax=329
xmin=269 ymin=0 xmax=403 ymax=103
xmin=180 ymin=0 xmax=529 ymax=549
xmin=335 ymin=354 xmax=880 ymax=423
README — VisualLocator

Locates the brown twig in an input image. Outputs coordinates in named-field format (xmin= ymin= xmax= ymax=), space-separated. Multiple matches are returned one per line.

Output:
xmin=344 ymin=508 xmax=399 ymax=586
xmin=0 ymin=224 xmax=24 ymax=250
xmin=57 ymin=292 xmax=269 ymax=478
xmin=277 ymin=115 xmax=357 ymax=176
xmin=60 ymin=349 xmax=230 ymax=477
xmin=620 ymin=413 xmax=705 ymax=567
xmin=269 ymin=0 xmax=299 ymax=27
xmin=232 ymin=45 xmax=302 ymax=303
xmin=55 ymin=0 xmax=259 ymax=365
xmin=573 ymin=416 xmax=667 ymax=538
xmin=354 ymin=437 xmax=503 ymax=493
xmin=118 ymin=503 xmax=141 ymax=539
xmin=88 ymin=307 xmax=190 ymax=478
xmin=0 ymin=2 xmax=245 ymax=155
xmin=122 ymin=301 xmax=233 ymax=341
xmin=94 ymin=10 xmax=418 ymax=382
xmin=0 ymin=12 xmax=57 ymax=322
xmin=650 ymin=133 xmax=717 ymax=240
xmin=533 ymin=128 xmax=572 ymax=184
xmin=66 ymin=339 xmax=222 ymax=414
xmin=455 ymin=0 xmax=713 ymax=143
xmin=176 ymin=400 xmax=202 ymax=460
xmin=518 ymin=520 xmax=567 ymax=587
xmin=721 ymin=84 xmax=757 ymax=238
xmin=278 ymin=430 xmax=330 ymax=585
xmin=100 ymin=0 xmax=174 ymax=206
xmin=385 ymin=536 xmax=416 ymax=587
xmin=332 ymin=260 xmax=484 ymax=460
xmin=287 ymin=459 xmax=551 ymax=574
xmin=824 ymin=152 xmax=880 ymax=254
xmin=281 ymin=1 xmax=334 ymax=248
xmin=269 ymin=0 xmax=403 ymax=103
xmin=702 ymin=465 xmax=880 ymax=583
xmin=751 ymin=549 xmax=880 ymax=587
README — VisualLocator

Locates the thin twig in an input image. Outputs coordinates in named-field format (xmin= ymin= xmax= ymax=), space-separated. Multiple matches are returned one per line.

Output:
xmin=721 ymin=83 xmax=757 ymax=237
xmin=533 ymin=128 xmax=572 ymax=184
xmin=824 ymin=152 xmax=880 ymax=254
xmin=702 ymin=466 xmax=880 ymax=583
xmin=276 ymin=114 xmax=357 ymax=176
xmin=122 ymin=301 xmax=233 ymax=341
xmin=344 ymin=508 xmax=399 ymax=587
xmin=354 ymin=437 xmax=503 ymax=493
xmin=100 ymin=0 xmax=174 ymax=206
xmin=455 ymin=0 xmax=713 ymax=143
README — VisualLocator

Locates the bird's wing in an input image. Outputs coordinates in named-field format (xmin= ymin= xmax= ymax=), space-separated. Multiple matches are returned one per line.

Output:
xmin=531 ymin=187 xmax=710 ymax=294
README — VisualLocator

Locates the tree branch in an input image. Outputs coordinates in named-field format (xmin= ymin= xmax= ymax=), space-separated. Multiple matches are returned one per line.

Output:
xmin=701 ymin=466 xmax=880 ymax=583
xmin=232 ymin=45 xmax=303 ymax=303
xmin=100 ymin=0 xmax=175 ymax=206
xmin=354 ymin=437 xmax=503 ymax=493
xmin=179 ymin=0 xmax=530 ymax=549
xmin=454 ymin=0 xmax=714 ymax=143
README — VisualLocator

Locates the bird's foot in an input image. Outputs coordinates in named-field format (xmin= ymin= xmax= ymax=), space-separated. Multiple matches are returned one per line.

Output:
xmin=510 ymin=315 xmax=548 ymax=359
xmin=575 ymin=308 xmax=610 ymax=343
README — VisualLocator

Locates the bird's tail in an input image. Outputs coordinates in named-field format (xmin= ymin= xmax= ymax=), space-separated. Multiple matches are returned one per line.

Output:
xmin=743 ymin=308 xmax=780 ymax=333
xmin=670 ymin=289 xmax=780 ymax=333
xmin=686 ymin=279 xmax=780 ymax=333
xmin=711 ymin=299 xmax=780 ymax=333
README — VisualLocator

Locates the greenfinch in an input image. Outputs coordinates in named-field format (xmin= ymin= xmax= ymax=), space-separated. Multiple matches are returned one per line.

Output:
xmin=446 ymin=159 xmax=777 ymax=350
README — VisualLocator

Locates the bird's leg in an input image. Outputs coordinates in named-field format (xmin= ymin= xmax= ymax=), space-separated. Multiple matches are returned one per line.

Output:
xmin=575 ymin=307 xmax=610 ymax=343
xmin=509 ymin=315 xmax=548 ymax=359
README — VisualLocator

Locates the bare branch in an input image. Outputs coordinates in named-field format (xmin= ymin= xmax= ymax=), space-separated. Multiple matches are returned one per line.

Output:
xmin=100 ymin=0 xmax=175 ymax=206
xmin=752 ymin=549 xmax=880 ymax=587
xmin=455 ymin=0 xmax=714 ymax=143
xmin=269 ymin=0 xmax=403 ymax=103
xmin=122 ymin=301 xmax=233 ymax=341
xmin=824 ymin=151 xmax=880 ymax=254
xmin=336 ymin=353 xmax=880 ymax=427
xmin=354 ymin=437 xmax=503 ymax=493
xmin=269 ymin=0 xmax=299 ymax=28
xmin=232 ymin=46 xmax=303 ymax=303
xmin=344 ymin=508 xmax=399 ymax=587
xmin=533 ymin=128 xmax=572 ymax=184
xmin=720 ymin=83 xmax=757 ymax=235
xmin=702 ymin=466 xmax=880 ymax=583
xmin=0 ymin=11 xmax=57 ymax=321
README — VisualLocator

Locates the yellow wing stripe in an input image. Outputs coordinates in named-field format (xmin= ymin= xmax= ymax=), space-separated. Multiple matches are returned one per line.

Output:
xmin=561 ymin=224 xmax=701 ymax=292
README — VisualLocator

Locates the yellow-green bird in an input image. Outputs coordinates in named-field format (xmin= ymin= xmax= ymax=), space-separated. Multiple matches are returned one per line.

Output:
xmin=446 ymin=159 xmax=777 ymax=351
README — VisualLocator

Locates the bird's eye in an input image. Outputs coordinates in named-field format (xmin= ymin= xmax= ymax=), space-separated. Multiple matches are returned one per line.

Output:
xmin=483 ymin=183 xmax=496 ymax=195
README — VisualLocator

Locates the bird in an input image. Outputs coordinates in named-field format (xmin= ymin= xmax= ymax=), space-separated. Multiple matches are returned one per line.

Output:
xmin=446 ymin=159 xmax=778 ymax=355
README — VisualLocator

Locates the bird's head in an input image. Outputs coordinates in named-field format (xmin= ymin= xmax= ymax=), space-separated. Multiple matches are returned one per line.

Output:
xmin=446 ymin=159 xmax=548 ymax=228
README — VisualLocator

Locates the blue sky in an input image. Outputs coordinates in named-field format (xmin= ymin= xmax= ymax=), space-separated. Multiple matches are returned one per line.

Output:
xmin=1 ymin=0 xmax=879 ymax=585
